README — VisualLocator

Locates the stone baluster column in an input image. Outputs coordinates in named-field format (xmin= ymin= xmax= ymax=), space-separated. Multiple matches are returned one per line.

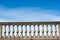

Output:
xmin=54 ymin=24 xmax=57 ymax=39
xmin=16 ymin=25 xmax=19 ymax=37
xmin=26 ymin=25 xmax=28 ymax=37
xmin=33 ymin=25 xmax=35 ymax=39
xmin=15 ymin=24 xmax=19 ymax=40
xmin=24 ymin=24 xmax=27 ymax=38
xmin=20 ymin=25 xmax=23 ymax=38
xmin=8 ymin=25 xmax=10 ymax=38
xmin=4 ymin=25 xmax=6 ymax=38
xmin=42 ymin=24 xmax=44 ymax=39
xmin=22 ymin=25 xmax=25 ymax=37
xmin=33 ymin=25 xmax=36 ymax=38
xmin=29 ymin=24 xmax=31 ymax=39
xmin=3 ymin=25 xmax=6 ymax=40
xmin=35 ymin=25 xmax=38 ymax=37
xmin=46 ymin=24 xmax=48 ymax=39
xmin=58 ymin=24 xmax=60 ymax=39
xmin=0 ymin=24 xmax=2 ymax=39
xmin=38 ymin=25 xmax=40 ymax=38
xmin=19 ymin=25 xmax=23 ymax=40
xmin=50 ymin=24 xmax=53 ymax=39
xmin=12 ymin=25 xmax=14 ymax=40
xmin=31 ymin=25 xmax=34 ymax=39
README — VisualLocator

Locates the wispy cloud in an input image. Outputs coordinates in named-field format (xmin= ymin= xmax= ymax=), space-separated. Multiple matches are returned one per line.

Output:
xmin=0 ymin=6 xmax=60 ymax=22
xmin=1 ymin=6 xmax=60 ymax=36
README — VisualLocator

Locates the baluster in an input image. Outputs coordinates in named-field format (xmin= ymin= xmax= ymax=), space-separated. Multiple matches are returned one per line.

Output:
xmin=8 ymin=25 xmax=10 ymax=38
xmin=50 ymin=24 xmax=53 ymax=39
xmin=12 ymin=25 xmax=14 ymax=40
xmin=29 ymin=24 xmax=31 ymax=38
xmin=26 ymin=25 xmax=28 ymax=37
xmin=15 ymin=24 xmax=19 ymax=40
xmin=4 ymin=25 xmax=6 ymax=38
xmin=0 ymin=24 xmax=2 ymax=39
xmin=38 ymin=25 xmax=40 ymax=38
xmin=42 ymin=24 xmax=44 ymax=39
xmin=22 ymin=24 xmax=27 ymax=39
xmin=54 ymin=24 xmax=57 ymax=39
xmin=26 ymin=24 xmax=31 ymax=39
xmin=20 ymin=25 xmax=23 ymax=38
xmin=46 ymin=24 xmax=48 ymax=39
xmin=31 ymin=25 xmax=32 ymax=37
xmin=19 ymin=25 xmax=22 ymax=38
xmin=33 ymin=25 xmax=35 ymax=39
xmin=18 ymin=25 xmax=23 ymax=40
xmin=12 ymin=25 xmax=14 ymax=37
xmin=3 ymin=25 xmax=6 ymax=40
xmin=39 ymin=24 xmax=42 ymax=39
xmin=31 ymin=25 xmax=34 ymax=39
xmin=22 ymin=25 xmax=24 ymax=37
xmin=35 ymin=25 xmax=38 ymax=37
xmin=24 ymin=24 xmax=27 ymax=38
xmin=16 ymin=25 xmax=19 ymax=37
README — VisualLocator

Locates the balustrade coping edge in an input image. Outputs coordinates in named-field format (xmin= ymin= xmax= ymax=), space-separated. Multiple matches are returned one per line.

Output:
xmin=0 ymin=21 xmax=60 ymax=25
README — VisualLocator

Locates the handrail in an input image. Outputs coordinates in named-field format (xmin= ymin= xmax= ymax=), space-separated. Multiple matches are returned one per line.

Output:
xmin=0 ymin=21 xmax=60 ymax=24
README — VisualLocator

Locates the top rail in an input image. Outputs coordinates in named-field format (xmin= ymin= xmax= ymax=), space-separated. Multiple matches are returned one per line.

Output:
xmin=0 ymin=21 xmax=60 ymax=25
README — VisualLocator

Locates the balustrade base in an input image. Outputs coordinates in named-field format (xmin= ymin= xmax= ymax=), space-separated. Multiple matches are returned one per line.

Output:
xmin=0 ymin=38 xmax=60 ymax=40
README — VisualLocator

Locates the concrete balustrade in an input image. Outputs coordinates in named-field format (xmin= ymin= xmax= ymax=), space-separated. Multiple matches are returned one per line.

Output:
xmin=0 ymin=22 xmax=60 ymax=40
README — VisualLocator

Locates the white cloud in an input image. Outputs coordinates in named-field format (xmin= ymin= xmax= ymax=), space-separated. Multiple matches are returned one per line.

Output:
xmin=0 ymin=6 xmax=60 ymax=22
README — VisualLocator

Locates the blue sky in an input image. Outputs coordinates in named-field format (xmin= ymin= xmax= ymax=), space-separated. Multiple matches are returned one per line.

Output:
xmin=0 ymin=0 xmax=60 ymax=22
xmin=0 ymin=0 xmax=59 ymax=36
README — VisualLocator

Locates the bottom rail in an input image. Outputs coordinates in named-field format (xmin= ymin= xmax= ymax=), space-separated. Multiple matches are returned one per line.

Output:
xmin=0 ymin=37 xmax=60 ymax=40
